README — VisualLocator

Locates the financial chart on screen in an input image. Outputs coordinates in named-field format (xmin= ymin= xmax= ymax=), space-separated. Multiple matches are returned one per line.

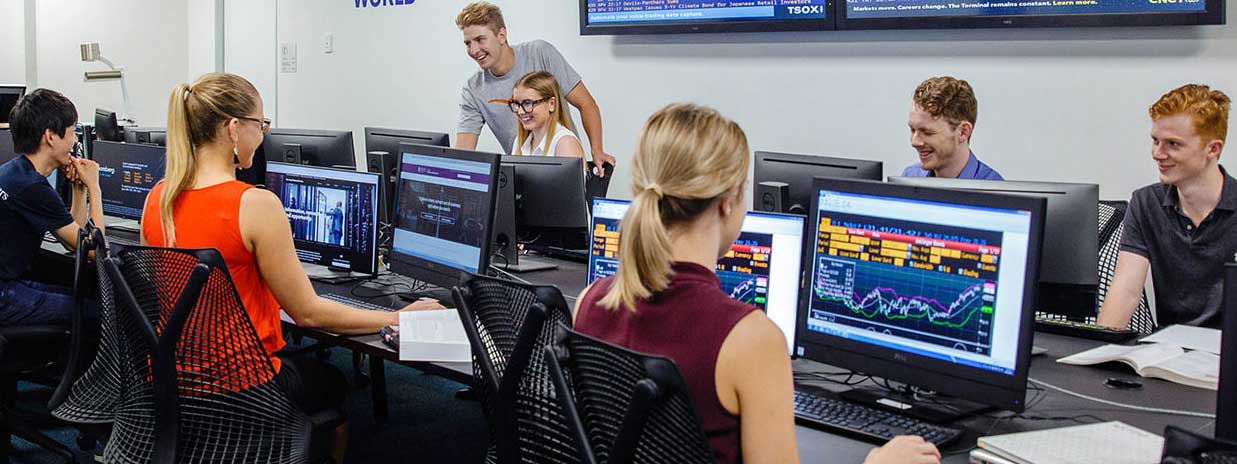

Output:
xmin=805 ymin=189 xmax=1032 ymax=375
xmin=811 ymin=212 xmax=1001 ymax=355
xmin=589 ymin=199 xmax=805 ymax=354
xmin=586 ymin=0 xmax=828 ymax=25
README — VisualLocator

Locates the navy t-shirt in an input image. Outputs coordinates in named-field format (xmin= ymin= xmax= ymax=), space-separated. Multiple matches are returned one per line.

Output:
xmin=0 ymin=156 xmax=73 ymax=280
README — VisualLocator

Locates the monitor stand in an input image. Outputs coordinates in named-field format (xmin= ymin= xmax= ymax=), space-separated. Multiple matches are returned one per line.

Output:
xmin=839 ymin=386 xmax=992 ymax=424
xmin=493 ymin=252 xmax=559 ymax=273
xmin=302 ymin=263 xmax=370 ymax=284
xmin=106 ymin=218 xmax=141 ymax=234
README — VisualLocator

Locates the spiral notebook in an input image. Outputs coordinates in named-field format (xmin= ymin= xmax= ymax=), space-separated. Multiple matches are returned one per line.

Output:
xmin=975 ymin=422 xmax=1163 ymax=464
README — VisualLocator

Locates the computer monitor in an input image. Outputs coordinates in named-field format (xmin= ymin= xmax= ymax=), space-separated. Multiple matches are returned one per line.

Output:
xmin=888 ymin=177 xmax=1099 ymax=318
xmin=500 ymin=156 xmax=589 ymax=229
xmin=589 ymin=198 xmax=806 ymax=355
xmin=92 ymin=141 xmax=166 ymax=221
xmin=123 ymin=126 xmax=167 ymax=146
xmin=0 ymin=128 xmax=15 ymax=164
xmin=797 ymin=178 xmax=1045 ymax=420
xmin=754 ymin=151 xmax=883 ymax=215
xmin=95 ymin=109 xmax=123 ymax=142
xmin=0 ymin=85 xmax=24 ymax=124
xmin=389 ymin=143 xmax=500 ymax=289
xmin=363 ymin=127 xmax=450 ymax=223
xmin=264 ymin=162 xmax=381 ymax=276
xmin=262 ymin=128 xmax=355 ymax=169
xmin=1218 ymin=262 xmax=1237 ymax=442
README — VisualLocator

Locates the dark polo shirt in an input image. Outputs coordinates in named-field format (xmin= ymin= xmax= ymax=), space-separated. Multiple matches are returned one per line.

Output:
xmin=1120 ymin=167 xmax=1237 ymax=328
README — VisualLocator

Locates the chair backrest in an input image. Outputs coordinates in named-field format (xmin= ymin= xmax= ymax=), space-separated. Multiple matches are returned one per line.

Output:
xmin=79 ymin=239 xmax=311 ymax=464
xmin=453 ymin=273 xmax=579 ymax=463
xmin=1097 ymin=201 xmax=1157 ymax=333
xmin=52 ymin=226 xmax=124 ymax=423
xmin=546 ymin=324 xmax=714 ymax=464
xmin=1162 ymin=426 xmax=1237 ymax=464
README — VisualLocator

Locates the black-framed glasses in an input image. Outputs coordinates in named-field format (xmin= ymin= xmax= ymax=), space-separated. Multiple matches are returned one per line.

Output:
xmin=508 ymin=97 xmax=551 ymax=114
xmin=235 ymin=116 xmax=272 ymax=134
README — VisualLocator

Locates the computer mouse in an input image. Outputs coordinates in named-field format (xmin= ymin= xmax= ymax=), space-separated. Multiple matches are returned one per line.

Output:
xmin=1105 ymin=377 xmax=1143 ymax=389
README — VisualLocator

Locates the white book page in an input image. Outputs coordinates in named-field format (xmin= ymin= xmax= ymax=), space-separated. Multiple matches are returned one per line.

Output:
xmin=1057 ymin=343 xmax=1185 ymax=372
xmin=1142 ymin=350 xmax=1220 ymax=390
xmin=1140 ymin=325 xmax=1222 ymax=354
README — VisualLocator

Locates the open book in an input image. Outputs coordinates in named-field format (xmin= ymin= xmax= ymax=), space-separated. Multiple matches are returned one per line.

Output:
xmin=1057 ymin=343 xmax=1219 ymax=390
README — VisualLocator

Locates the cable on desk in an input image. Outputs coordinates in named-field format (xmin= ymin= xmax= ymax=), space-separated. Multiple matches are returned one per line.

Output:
xmin=1028 ymin=377 xmax=1216 ymax=419
xmin=490 ymin=265 xmax=533 ymax=285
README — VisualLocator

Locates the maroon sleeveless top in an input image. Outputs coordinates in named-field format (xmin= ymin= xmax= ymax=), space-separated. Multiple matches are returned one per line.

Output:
xmin=575 ymin=262 xmax=758 ymax=464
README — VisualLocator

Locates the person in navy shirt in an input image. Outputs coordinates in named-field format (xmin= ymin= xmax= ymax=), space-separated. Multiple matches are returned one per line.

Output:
xmin=903 ymin=76 xmax=1003 ymax=180
xmin=0 ymin=89 xmax=105 ymax=326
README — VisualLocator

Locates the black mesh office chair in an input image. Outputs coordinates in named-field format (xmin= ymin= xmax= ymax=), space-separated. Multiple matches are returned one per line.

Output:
xmin=1162 ymin=426 xmax=1237 ymax=464
xmin=61 ymin=237 xmax=320 ymax=463
xmin=52 ymin=227 xmax=122 ymax=426
xmin=452 ymin=273 xmax=579 ymax=464
xmin=545 ymin=324 xmax=714 ymax=464
xmin=1097 ymin=201 xmax=1157 ymax=334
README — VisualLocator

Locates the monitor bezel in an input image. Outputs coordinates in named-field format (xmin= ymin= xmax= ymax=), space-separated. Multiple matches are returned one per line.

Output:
xmin=265 ymin=161 xmax=382 ymax=276
xmin=1218 ymin=263 xmax=1237 ymax=441
xmin=795 ymin=178 xmax=1045 ymax=412
xmin=388 ymin=143 xmax=500 ymax=289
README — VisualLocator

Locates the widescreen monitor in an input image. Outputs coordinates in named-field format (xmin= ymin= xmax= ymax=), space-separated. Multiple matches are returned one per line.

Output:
xmin=262 ymin=128 xmax=355 ymax=169
xmin=754 ymin=151 xmax=883 ymax=215
xmin=92 ymin=141 xmax=166 ymax=221
xmin=265 ymin=162 xmax=381 ymax=276
xmin=389 ymin=143 xmax=500 ymax=289
xmin=796 ymin=178 xmax=1045 ymax=417
xmin=580 ymin=0 xmax=831 ymax=35
xmin=589 ymin=198 xmax=806 ymax=355
xmin=837 ymin=0 xmax=1223 ymax=29
xmin=0 ymin=85 xmax=24 ymax=124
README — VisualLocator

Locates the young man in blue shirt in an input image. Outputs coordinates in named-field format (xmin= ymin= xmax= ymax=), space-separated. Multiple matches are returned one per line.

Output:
xmin=903 ymin=76 xmax=1003 ymax=180
xmin=0 ymin=89 xmax=105 ymax=326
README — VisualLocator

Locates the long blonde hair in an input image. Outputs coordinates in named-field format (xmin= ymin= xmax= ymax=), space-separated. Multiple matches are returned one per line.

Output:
xmin=162 ymin=73 xmax=260 ymax=246
xmin=513 ymin=71 xmax=573 ymax=155
xmin=599 ymin=103 xmax=750 ymax=311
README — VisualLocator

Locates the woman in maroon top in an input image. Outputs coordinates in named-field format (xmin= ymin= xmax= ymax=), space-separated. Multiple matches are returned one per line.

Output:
xmin=574 ymin=103 xmax=941 ymax=464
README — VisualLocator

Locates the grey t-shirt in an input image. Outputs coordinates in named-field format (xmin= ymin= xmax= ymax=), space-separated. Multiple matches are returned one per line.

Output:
xmin=457 ymin=40 xmax=583 ymax=154
xmin=1120 ymin=168 xmax=1237 ymax=329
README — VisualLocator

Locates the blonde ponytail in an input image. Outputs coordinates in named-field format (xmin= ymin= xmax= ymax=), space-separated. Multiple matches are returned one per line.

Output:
xmin=160 ymin=73 xmax=261 ymax=246
xmin=598 ymin=103 xmax=750 ymax=311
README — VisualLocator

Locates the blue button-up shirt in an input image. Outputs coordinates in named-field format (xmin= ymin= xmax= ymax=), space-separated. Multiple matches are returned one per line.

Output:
xmin=901 ymin=151 xmax=1004 ymax=180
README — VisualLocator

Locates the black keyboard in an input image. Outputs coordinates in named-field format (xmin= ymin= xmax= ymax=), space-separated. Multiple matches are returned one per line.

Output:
xmin=108 ymin=236 xmax=138 ymax=247
xmin=321 ymin=293 xmax=396 ymax=312
xmin=1035 ymin=317 xmax=1139 ymax=343
xmin=793 ymin=390 xmax=963 ymax=447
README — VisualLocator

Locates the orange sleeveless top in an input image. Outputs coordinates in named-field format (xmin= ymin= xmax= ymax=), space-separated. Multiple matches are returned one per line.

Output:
xmin=142 ymin=180 xmax=285 ymax=374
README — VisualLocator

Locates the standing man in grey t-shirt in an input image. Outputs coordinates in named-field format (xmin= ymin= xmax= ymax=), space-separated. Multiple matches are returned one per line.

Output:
xmin=454 ymin=2 xmax=616 ymax=172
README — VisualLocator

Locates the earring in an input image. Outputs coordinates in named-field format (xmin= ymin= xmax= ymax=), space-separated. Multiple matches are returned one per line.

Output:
xmin=233 ymin=145 xmax=240 ymax=165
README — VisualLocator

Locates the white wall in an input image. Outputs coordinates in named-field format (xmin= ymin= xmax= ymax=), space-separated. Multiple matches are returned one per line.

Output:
xmin=34 ymin=0 xmax=189 ymax=126
xmin=233 ymin=0 xmax=1237 ymax=200
xmin=224 ymin=0 xmax=278 ymax=123
xmin=0 ymin=0 xmax=25 ymax=84
xmin=187 ymin=0 xmax=221 ymax=80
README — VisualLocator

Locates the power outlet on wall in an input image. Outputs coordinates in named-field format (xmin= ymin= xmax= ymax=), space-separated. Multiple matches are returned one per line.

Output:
xmin=323 ymin=33 xmax=334 ymax=54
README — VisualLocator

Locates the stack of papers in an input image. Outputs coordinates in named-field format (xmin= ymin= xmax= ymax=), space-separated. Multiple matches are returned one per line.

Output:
xmin=396 ymin=310 xmax=472 ymax=362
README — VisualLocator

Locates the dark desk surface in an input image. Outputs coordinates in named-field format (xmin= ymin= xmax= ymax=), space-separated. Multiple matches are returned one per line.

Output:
xmin=42 ymin=236 xmax=1216 ymax=463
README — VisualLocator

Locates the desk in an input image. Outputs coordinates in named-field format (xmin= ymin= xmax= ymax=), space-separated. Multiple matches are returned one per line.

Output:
xmin=40 ymin=238 xmax=1216 ymax=462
